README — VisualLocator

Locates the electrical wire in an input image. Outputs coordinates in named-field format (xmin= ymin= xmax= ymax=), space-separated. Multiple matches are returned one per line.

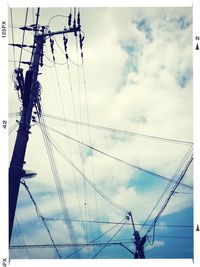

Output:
xmin=32 ymin=8 xmax=35 ymax=25
xmin=18 ymin=8 xmax=29 ymax=68
xmin=39 ymin=119 xmax=193 ymax=252
xmin=65 ymin=217 xmax=127 ymax=258
xmin=10 ymin=232 xmax=193 ymax=251
xmin=50 ymin=40 xmax=89 ymax=254
xmin=47 ymin=14 xmax=68 ymax=27
xmin=9 ymin=122 xmax=18 ymax=135
xmin=8 ymin=25 xmax=25 ymax=29
xmin=44 ymin=53 xmax=68 ymax=65
xmin=42 ymin=113 xmax=193 ymax=146
xmin=145 ymin=156 xmax=193 ymax=245
xmin=13 ymin=53 xmax=56 ymax=68
xmin=9 ymin=233 xmax=193 ymax=250
xmin=9 ymin=8 xmax=193 ymax=259
xmin=64 ymin=49 xmax=91 ymax=248
xmin=8 ymin=112 xmax=20 ymax=117
xmin=37 ymin=123 xmax=128 ymax=213
xmin=39 ymin=122 xmax=193 ymax=191
xmin=10 ymin=8 xmax=16 ymax=69
xmin=44 ymin=217 xmax=193 ymax=228
xmin=15 ymin=217 xmax=31 ymax=258
xmin=174 ymin=191 xmax=193 ymax=195
xmin=20 ymin=180 xmax=62 ymax=259
xmin=29 ymin=8 xmax=40 ymax=64
xmin=139 ymin=144 xmax=193 ymax=233
xmin=91 ymin=221 xmax=126 ymax=259
xmin=38 ymin=112 xmax=81 ymax=258
xmin=81 ymin=27 xmax=101 ymax=244
xmin=74 ymin=24 xmax=95 ymax=254
xmin=58 ymin=23 xmax=96 ymax=253
xmin=53 ymin=36 xmax=83 ymax=66
xmin=48 ymin=22 xmax=91 ymax=252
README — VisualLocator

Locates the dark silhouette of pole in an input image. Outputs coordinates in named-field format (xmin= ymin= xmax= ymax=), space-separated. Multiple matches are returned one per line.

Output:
xmin=128 ymin=211 xmax=146 ymax=259
xmin=9 ymin=8 xmax=82 ymax=245
xmin=9 ymin=33 xmax=44 ymax=243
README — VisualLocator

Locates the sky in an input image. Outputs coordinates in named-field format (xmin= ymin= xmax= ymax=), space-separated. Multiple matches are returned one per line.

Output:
xmin=8 ymin=6 xmax=193 ymax=260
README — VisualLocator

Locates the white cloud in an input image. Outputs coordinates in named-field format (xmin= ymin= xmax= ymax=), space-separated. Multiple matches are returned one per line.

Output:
xmin=8 ymin=7 xmax=193 ymax=259
xmin=146 ymin=240 xmax=165 ymax=251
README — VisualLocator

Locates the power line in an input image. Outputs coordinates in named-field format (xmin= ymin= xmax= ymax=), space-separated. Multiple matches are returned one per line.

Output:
xmin=62 ymin=37 xmax=94 ymax=254
xmin=44 ymin=53 xmax=67 ymax=66
xmin=20 ymin=180 xmax=62 ymax=259
xmin=119 ymin=243 xmax=135 ymax=256
xmin=37 ymin=124 xmax=128 ymax=213
xmin=38 ymin=112 xmax=81 ymax=258
xmin=145 ymin=156 xmax=193 ymax=245
xmin=8 ymin=112 xmax=20 ymax=117
xmin=9 ymin=122 xmax=18 ymax=135
xmin=139 ymin=145 xmax=193 ymax=232
xmin=42 ymin=113 xmax=193 ymax=146
xmin=40 ymin=122 xmax=193 ymax=191
xmin=50 ymin=43 xmax=90 ymax=254
xmin=79 ymin=20 xmax=101 ymax=245
xmin=18 ymin=8 xmax=29 ymax=68
xmin=32 ymin=8 xmax=35 ymax=25
xmin=53 ymin=35 xmax=83 ymax=66
xmin=47 ymin=14 xmax=68 ymax=27
xmin=44 ymin=217 xmax=193 ymax=229
xmin=65 ymin=217 xmax=127 ymax=259
xmin=174 ymin=191 xmax=193 ymax=195
xmin=10 ymin=234 xmax=193 ymax=250
xmin=10 ymin=8 xmax=16 ymax=69
xmin=91 ymin=222 xmax=126 ymax=258
xmin=15 ymin=217 xmax=31 ymax=258
xmin=73 ymin=27 xmax=93 ymax=252
xmin=8 ymin=25 xmax=26 ymax=28
xmin=75 ymin=15 xmax=97 ymax=253
xmin=9 ymin=58 xmax=55 ymax=68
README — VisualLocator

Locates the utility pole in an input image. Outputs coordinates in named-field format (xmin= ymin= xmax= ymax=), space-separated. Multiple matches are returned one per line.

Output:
xmin=9 ymin=8 xmax=43 ymax=243
xmin=128 ymin=211 xmax=146 ymax=259
xmin=9 ymin=8 xmax=81 ymax=244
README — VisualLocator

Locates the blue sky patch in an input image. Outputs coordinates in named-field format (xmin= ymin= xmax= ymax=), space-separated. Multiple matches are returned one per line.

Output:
xmin=176 ymin=68 xmax=192 ymax=88
xmin=110 ymin=132 xmax=131 ymax=142
xmin=146 ymin=207 xmax=193 ymax=258
xmin=84 ymin=148 xmax=93 ymax=157
xmin=177 ymin=16 xmax=192 ymax=30
xmin=130 ymin=115 xmax=147 ymax=124
xmin=128 ymin=171 xmax=165 ymax=192
xmin=118 ymin=39 xmax=142 ymax=89
xmin=120 ymin=39 xmax=141 ymax=73
xmin=136 ymin=18 xmax=153 ymax=42
xmin=120 ymin=42 xmax=135 ymax=56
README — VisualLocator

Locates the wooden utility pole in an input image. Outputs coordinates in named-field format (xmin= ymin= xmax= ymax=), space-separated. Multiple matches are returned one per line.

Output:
xmin=9 ymin=8 xmax=81 ymax=244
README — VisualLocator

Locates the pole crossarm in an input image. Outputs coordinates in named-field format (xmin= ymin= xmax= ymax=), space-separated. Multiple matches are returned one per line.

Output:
xmin=40 ymin=25 xmax=81 ymax=39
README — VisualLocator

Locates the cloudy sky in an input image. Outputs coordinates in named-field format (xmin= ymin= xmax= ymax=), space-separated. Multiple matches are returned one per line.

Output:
xmin=8 ymin=6 xmax=193 ymax=260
